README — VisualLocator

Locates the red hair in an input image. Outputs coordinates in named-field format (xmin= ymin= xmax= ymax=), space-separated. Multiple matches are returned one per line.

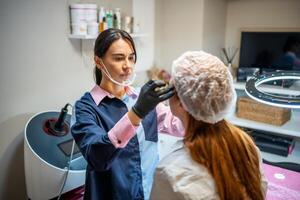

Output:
xmin=184 ymin=117 xmax=264 ymax=200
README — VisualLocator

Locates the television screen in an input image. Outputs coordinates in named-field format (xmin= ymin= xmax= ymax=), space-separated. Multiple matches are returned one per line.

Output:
xmin=239 ymin=32 xmax=300 ymax=71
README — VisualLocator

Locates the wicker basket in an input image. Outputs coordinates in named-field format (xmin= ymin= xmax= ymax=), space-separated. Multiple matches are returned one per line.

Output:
xmin=236 ymin=96 xmax=291 ymax=126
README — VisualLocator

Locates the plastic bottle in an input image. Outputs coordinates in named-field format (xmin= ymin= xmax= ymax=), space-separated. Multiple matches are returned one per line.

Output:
xmin=113 ymin=14 xmax=118 ymax=29
xmin=99 ymin=17 xmax=107 ymax=32
xmin=106 ymin=10 xmax=113 ymax=29
xmin=114 ymin=8 xmax=121 ymax=29
xmin=98 ymin=7 xmax=106 ymax=23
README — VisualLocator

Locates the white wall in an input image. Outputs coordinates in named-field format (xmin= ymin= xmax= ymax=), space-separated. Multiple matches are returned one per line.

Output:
xmin=225 ymin=0 xmax=300 ymax=66
xmin=154 ymin=0 xmax=227 ymax=72
xmin=0 ymin=0 xmax=136 ymax=199
xmin=202 ymin=0 xmax=227 ymax=58
xmin=133 ymin=0 xmax=155 ymax=72
xmin=154 ymin=0 xmax=205 ymax=72
xmin=132 ymin=0 xmax=156 ymax=85
xmin=0 ymin=1 xmax=91 ymax=199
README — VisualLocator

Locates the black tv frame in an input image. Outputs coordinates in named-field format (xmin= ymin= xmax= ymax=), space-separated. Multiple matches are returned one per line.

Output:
xmin=237 ymin=30 xmax=300 ymax=83
xmin=239 ymin=31 xmax=300 ymax=70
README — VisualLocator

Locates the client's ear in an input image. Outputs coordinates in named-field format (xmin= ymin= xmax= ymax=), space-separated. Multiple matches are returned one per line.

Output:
xmin=178 ymin=100 xmax=185 ymax=112
xmin=176 ymin=96 xmax=188 ymax=116
xmin=173 ymin=94 xmax=185 ymax=112
xmin=178 ymin=100 xmax=190 ymax=124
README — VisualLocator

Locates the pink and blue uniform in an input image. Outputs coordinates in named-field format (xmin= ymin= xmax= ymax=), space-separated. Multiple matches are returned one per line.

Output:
xmin=71 ymin=85 xmax=184 ymax=200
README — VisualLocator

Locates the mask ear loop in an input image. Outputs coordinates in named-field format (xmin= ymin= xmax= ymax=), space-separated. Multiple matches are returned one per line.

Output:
xmin=99 ymin=58 xmax=136 ymax=87
xmin=99 ymin=59 xmax=114 ymax=80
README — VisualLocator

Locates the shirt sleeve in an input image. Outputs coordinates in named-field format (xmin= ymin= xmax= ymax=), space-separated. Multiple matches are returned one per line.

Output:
xmin=107 ymin=114 xmax=139 ymax=148
xmin=156 ymin=102 xmax=185 ymax=137
xmin=71 ymin=100 xmax=138 ymax=171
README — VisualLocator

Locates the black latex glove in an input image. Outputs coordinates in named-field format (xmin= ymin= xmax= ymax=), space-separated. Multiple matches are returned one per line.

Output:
xmin=132 ymin=80 xmax=175 ymax=119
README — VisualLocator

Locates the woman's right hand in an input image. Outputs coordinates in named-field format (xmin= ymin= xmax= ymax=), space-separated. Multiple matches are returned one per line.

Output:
xmin=132 ymin=80 xmax=175 ymax=119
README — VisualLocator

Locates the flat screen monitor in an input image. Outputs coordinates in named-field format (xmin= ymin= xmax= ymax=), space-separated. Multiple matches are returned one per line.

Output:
xmin=239 ymin=32 xmax=300 ymax=71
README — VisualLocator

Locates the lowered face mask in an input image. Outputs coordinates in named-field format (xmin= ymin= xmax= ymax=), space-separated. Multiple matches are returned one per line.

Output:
xmin=100 ymin=59 xmax=136 ymax=87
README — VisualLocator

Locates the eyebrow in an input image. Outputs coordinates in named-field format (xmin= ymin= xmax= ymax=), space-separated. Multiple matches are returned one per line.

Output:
xmin=112 ymin=53 xmax=135 ymax=57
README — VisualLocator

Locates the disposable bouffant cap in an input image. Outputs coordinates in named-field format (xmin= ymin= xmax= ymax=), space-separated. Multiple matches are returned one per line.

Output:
xmin=171 ymin=51 xmax=236 ymax=124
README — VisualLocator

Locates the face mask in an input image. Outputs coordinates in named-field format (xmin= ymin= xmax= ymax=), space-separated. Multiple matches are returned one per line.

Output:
xmin=100 ymin=59 xmax=136 ymax=87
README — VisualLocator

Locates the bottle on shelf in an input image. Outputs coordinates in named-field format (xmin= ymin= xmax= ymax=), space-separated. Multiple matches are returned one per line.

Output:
xmin=124 ymin=16 xmax=133 ymax=33
xmin=114 ymin=8 xmax=121 ymax=29
xmin=98 ymin=7 xmax=106 ymax=23
xmin=99 ymin=16 xmax=107 ymax=33
xmin=113 ymin=14 xmax=118 ymax=29
xmin=106 ymin=10 xmax=113 ymax=29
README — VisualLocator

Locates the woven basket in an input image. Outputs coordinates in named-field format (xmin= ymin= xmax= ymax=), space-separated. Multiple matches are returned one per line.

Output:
xmin=236 ymin=96 xmax=291 ymax=126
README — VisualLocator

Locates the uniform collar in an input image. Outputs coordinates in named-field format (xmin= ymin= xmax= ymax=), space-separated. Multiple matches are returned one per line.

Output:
xmin=90 ymin=84 xmax=138 ymax=105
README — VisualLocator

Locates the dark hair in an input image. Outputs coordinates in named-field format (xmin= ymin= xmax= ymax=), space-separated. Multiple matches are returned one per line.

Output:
xmin=94 ymin=28 xmax=137 ymax=85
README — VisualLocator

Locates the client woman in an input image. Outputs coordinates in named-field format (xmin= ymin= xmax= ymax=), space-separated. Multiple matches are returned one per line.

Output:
xmin=150 ymin=51 xmax=268 ymax=200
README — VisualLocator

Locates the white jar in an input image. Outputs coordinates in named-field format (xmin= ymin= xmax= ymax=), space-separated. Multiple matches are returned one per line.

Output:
xmin=71 ymin=22 xmax=87 ymax=35
xmin=84 ymin=4 xmax=97 ymax=23
xmin=70 ymin=4 xmax=86 ymax=23
xmin=87 ymin=22 xmax=99 ymax=36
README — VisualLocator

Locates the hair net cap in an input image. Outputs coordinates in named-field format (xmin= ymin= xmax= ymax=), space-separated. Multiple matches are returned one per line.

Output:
xmin=171 ymin=51 xmax=237 ymax=124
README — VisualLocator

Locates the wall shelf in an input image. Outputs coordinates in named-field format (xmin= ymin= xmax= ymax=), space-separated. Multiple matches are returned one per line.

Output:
xmin=69 ymin=33 xmax=148 ymax=40
xmin=226 ymin=112 xmax=300 ymax=139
